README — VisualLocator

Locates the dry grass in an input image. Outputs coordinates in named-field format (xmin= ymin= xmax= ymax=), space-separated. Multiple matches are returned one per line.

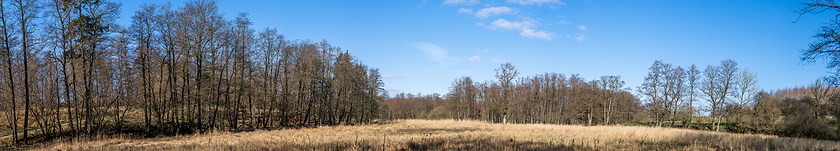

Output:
xmin=31 ymin=119 xmax=840 ymax=151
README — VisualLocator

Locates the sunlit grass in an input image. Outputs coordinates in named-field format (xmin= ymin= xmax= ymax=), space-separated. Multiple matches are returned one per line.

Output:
xmin=37 ymin=119 xmax=840 ymax=150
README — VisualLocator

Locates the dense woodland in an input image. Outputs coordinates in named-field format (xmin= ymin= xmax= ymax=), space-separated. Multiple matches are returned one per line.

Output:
xmin=0 ymin=0 xmax=384 ymax=145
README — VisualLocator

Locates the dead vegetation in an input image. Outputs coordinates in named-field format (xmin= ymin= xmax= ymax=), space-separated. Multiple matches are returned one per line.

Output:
xmin=29 ymin=119 xmax=840 ymax=151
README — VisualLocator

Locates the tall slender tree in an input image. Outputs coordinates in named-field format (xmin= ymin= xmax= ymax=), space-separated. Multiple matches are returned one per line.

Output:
xmin=0 ymin=0 xmax=17 ymax=144
xmin=13 ymin=0 xmax=37 ymax=143
xmin=684 ymin=64 xmax=701 ymax=128
xmin=495 ymin=62 xmax=518 ymax=125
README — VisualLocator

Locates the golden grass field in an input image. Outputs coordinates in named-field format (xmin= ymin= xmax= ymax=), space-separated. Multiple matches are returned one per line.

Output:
xmin=32 ymin=119 xmax=840 ymax=151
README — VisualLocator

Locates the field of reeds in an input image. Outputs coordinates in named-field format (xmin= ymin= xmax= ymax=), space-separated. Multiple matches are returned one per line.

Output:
xmin=31 ymin=119 xmax=840 ymax=150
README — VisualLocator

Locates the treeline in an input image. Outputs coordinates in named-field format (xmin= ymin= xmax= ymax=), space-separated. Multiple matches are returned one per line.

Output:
xmin=0 ymin=0 xmax=383 ymax=145
xmin=640 ymin=59 xmax=840 ymax=140
xmin=382 ymin=60 xmax=840 ymax=141
xmin=382 ymin=63 xmax=645 ymax=126
xmin=727 ymin=83 xmax=840 ymax=140
xmin=380 ymin=93 xmax=447 ymax=120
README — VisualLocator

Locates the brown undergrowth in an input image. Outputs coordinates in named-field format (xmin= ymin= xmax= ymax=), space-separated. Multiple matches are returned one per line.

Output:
xmin=33 ymin=119 xmax=840 ymax=150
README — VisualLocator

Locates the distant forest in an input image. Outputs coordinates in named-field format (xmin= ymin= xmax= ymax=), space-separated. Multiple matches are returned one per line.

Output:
xmin=383 ymin=61 xmax=840 ymax=141
xmin=0 ymin=0 xmax=384 ymax=145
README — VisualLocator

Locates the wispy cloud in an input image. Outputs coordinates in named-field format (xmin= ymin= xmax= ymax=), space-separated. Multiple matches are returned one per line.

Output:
xmin=507 ymin=0 xmax=564 ymax=5
xmin=457 ymin=8 xmax=473 ymax=14
xmin=467 ymin=56 xmax=481 ymax=61
xmin=577 ymin=25 xmax=587 ymax=30
xmin=491 ymin=57 xmax=507 ymax=63
xmin=474 ymin=6 xmax=516 ymax=18
xmin=382 ymin=75 xmax=404 ymax=79
xmin=575 ymin=33 xmax=585 ymax=42
xmin=409 ymin=42 xmax=449 ymax=62
xmin=520 ymin=28 xmax=553 ymax=40
xmin=483 ymin=18 xmax=534 ymax=30
xmin=558 ymin=20 xmax=570 ymax=25
xmin=479 ymin=18 xmax=553 ymax=40
xmin=443 ymin=0 xmax=480 ymax=6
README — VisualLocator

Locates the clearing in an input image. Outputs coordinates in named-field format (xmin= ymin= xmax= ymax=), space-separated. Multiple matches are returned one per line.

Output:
xmin=32 ymin=119 xmax=840 ymax=150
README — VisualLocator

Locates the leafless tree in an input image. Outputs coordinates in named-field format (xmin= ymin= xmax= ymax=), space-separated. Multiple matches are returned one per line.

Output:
xmin=0 ymin=0 xmax=18 ymax=144
xmin=702 ymin=59 xmax=739 ymax=131
xmin=664 ymin=66 xmax=686 ymax=127
xmin=600 ymin=75 xmax=624 ymax=125
xmin=639 ymin=60 xmax=666 ymax=126
xmin=734 ymin=68 xmax=759 ymax=108
xmin=12 ymin=0 xmax=38 ymax=143
xmin=684 ymin=64 xmax=701 ymax=128
xmin=495 ymin=62 xmax=518 ymax=125
xmin=796 ymin=0 xmax=840 ymax=85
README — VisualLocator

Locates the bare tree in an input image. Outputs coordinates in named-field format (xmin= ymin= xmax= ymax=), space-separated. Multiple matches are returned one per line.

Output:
xmin=701 ymin=65 xmax=722 ymax=131
xmin=811 ymin=78 xmax=830 ymax=103
xmin=0 ymin=0 xmax=17 ymax=144
xmin=495 ymin=62 xmax=518 ymax=125
xmin=13 ymin=0 xmax=38 ymax=143
xmin=600 ymin=75 xmax=624 ymax=125
xmin=449 ymin=77 xmax=475 ymax=120
xmin=702 ymin=59 xmax=739 ymax=131
xmin=718 ymin=59 xmax=739 ymax=112
xmin=130 ymin=3 xmax=158 ymax=136
xmin=796 ymin=0 xmax=840 ymax=85
xmin=684 ymin=64 xmax=701 ymax=128
xmin=734 ymin=68 xmax=759 ymax=108
xmin=665 ymin=66 xmax=686 ymax=127
xmin=639 ymin=60 xmax=666 ymax=126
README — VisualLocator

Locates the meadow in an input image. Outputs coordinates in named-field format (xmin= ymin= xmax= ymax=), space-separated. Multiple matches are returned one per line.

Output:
xmin=32 ymin=119 xmax=840 ymax=151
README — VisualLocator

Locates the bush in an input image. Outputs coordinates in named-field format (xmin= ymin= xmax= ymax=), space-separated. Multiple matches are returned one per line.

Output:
xmin=775 ymin=97 xmax=838 ymax=140
xmin=728 ymin=92 xmax=782 ymax=134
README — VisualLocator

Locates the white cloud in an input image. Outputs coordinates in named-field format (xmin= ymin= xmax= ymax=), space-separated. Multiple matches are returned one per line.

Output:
xmin=507 ymin=0 xmax=564 ymax=5
xmin=520 ymin=28 xmax=553 ymax=40
xmin=382 ymin=75 xmax=404 ymax=79
xmin=491 ymin=58 xmax=506 ymax=63
xmin=477 ymin=49 xmax=489 ymax=52
xmin=481 ymin=19 xmax=553 ymax=40
xmin=575 ymin=33 xmax=585 ymax=42
xmin=558 ymin=20 xmax=570 ymax=25
xmin=443 ymin=0 xmax=480 ymax=6
xmin=577 ymin=25 xmax=587 ymax=30
xmin=486 ymin=18 xmax=533 ymax=30
xmin=467 ymin=56 xmax=481 ymax=61
xmin=408 ymin=42 xmax=449 ymax=62
xmin=474 ymin=6 xmax=516 ymax=18
xmin=457 ymin=8 xmax=473 ymax=14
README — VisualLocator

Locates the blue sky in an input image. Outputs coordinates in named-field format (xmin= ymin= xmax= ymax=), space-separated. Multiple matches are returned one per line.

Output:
xmin=114 ymin=0 xmax=834 ymax=96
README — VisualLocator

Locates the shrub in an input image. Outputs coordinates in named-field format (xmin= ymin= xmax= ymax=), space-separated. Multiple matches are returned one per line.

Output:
xmin=776 ymin=97 xmax=838 ymax=140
